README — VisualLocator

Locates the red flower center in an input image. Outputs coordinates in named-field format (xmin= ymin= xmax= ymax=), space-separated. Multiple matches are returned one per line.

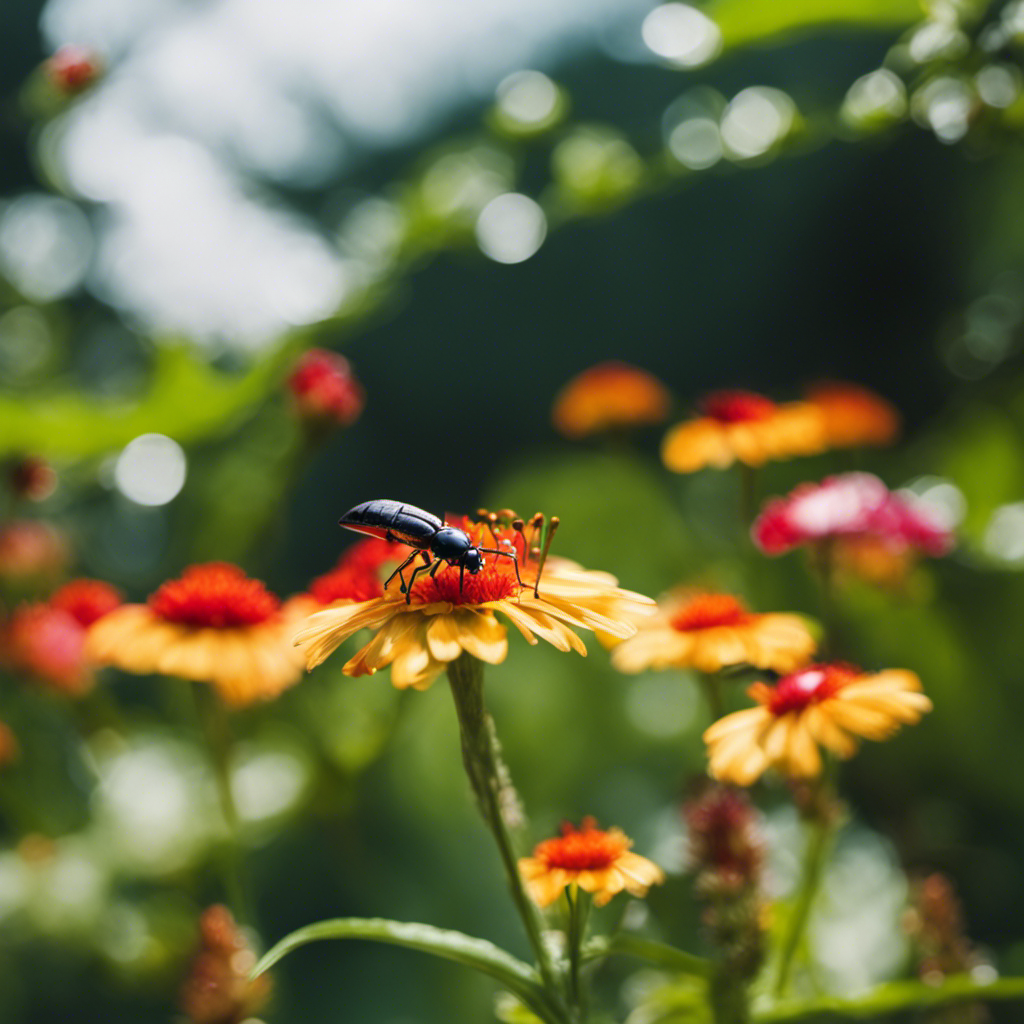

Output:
xmin=670 ymin=594 xmax=751 ymax=632
xmin=50 ymin=579 xmax=123 ymax=627
xmin=149 ymin=563 xmax=280 ymax=628
xmin=701 ymin=390 xmax=777 ymax=423
xmin=535 ymin=818 xmax=628 ymax=871
xmin=767 ymin=663 xmax=860 ymax=715
xmin=411 ymin=562 xmax=520 ymax=606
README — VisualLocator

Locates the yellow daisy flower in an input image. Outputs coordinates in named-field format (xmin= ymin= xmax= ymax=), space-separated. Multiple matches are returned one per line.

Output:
xmin=662 ymin=389 xmax=826 ymax=473
xmin=704 ymin=663 xmax=932 ymax=785
xmin=518 ymin=818 xmax=665 ymax=908
xmin=293 ymin=515 xmax=655 ymax=690
xmin=86 ymin=563 xmax=308 ymax=707
xmin=611 ymin=591 xmax=816 ymax=675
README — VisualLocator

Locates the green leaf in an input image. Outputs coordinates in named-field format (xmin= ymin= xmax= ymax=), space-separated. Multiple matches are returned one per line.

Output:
xmin=253 ymin=917 xmax=559 ymax=1023
xmin=708 ymin=0 xmax=922 ymax=50
xmin=583 ymin=933 xmax=711 ymax=977
xmin=0 ymin=343 xmax=291 ymax=458
xmin=754 ymin=975 xmax=1024 ymax=1022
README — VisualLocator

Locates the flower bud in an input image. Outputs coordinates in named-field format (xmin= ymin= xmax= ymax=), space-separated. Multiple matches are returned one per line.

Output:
xmin=287 ymin=349 xmax=365 ymax=428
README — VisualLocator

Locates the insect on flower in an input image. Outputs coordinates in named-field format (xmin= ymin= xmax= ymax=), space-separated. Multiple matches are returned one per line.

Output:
xmin=339 ymin=500 xmax=554 ymax=603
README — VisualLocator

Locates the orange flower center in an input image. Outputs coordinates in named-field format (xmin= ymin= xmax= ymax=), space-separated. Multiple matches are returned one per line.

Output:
xmin=149 ymin=563 xmax=280 ymax=627
xmin=767 ymin=663 xmax=860 ymax=715
xmin=50 ymin=579 xmax=123 ymax=627
xmin=534 ymin=818 xmax=628 ymax=871
xmin=670 ymin=594 xmax=751 ymax=632
xmin=701 ymin=390 xmax=777 ymax=423
xmin=411 ymin=562 xmax=520 ymax=605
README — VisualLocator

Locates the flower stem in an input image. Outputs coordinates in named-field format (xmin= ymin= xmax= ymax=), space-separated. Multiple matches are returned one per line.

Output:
xmin=446 ymin=654 xmax=563 ymax=999
xmin=813 ymin=539 xmax=837 ymax=658
xmin=192 ymin=682 xmax=253 ymax=928
xmin=699 ymin=673 xmax=725 ymax=722
xmin=772 ymin=787 xmax=838 ymax=999
xmin=739 ymin=464 xmax=758 ymax=526
xmin=565 ymin=885 xmax=590 ymax=1022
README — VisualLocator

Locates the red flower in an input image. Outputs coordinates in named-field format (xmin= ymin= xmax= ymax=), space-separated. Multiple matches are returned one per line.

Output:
xmin=752 ymin=473 xmax=954 ymax=557
xmin=307 ymin=537 xmax=415 ymax=605
xmin=51 ymin=579 xmax=124 ymax=627
xmin=288 ymin=349 xmax=365 ymax=427
xmin=6 ymin=604 xmax=92 ymax=695
xmin=45 ymin=45 xmax=102 ymax=94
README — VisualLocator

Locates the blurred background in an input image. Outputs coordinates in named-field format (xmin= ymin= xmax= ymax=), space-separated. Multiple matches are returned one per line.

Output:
xmin=3 ymin=0 xmax=1024 ymax=1020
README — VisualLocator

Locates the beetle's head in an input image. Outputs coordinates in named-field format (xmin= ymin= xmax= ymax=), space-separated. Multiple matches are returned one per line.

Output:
xmin=461 ymin=548 xmax=484 ymax=574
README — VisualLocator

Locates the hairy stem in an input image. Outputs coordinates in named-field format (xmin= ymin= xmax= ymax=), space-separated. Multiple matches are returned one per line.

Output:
xmin=446 ymin=654 xmax=563 ymax=1000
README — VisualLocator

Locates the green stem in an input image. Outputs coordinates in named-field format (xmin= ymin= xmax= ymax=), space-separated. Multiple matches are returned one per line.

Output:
xmin=192 ymin=682 xmax=253 ymax=927
xmin=772 ymin=797 xmax=836 ymax=999
xmin=446 ymin=654 xmax=563 ymax=1000
xmin=700 ymin=673 xmax=725 ymax=722
xmin=813 ymin=539 xmax=837 ymax=659
xmin=739 ymin=464 xmax=758 ymax=527
xmin=566 ymin=885 xmax=589 ymax=1022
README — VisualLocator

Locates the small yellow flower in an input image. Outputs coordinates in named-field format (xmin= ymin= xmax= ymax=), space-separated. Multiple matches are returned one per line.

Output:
xmin=293 ymin=516 xmax=655 ymax=690
xmin=518 ymin=818 xmax=665 ymax=907
xmin=704 ymin=663 xmax=932 ymax=785
xmin=662 ymin=390 xmax=826 ymax=473
xmin=86 ymin=563 xmax=308 ymax=707
xmin=611 ymin=591 xmax=816 ymax=675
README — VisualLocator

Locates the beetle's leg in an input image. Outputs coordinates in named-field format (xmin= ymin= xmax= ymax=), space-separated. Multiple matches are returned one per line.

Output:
xmin=404 ymin=558 xmax=437 ymax=603
xmin=384 ymin=551 xmax=421 ymax=593
xmin=459 ymin=562 xmax=465 ymax=594
xmin=429 ymin=559 xmax=443 ymax=577
xmin=478 ymin=547 xmax=525 ymax=590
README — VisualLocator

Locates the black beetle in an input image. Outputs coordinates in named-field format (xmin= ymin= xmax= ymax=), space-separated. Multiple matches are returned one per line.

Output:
xmin=339 ymin=499 xmax=523 ymax=602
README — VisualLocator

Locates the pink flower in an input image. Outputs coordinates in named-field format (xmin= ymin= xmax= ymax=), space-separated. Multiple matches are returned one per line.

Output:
xmin=287 ymin=349 xmax=365 ymax=427
xmin=752 ymin=473 xmax=954 ymax=557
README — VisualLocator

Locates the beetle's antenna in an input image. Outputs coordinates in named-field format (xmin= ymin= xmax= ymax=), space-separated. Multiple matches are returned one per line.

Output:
xmin=533 ymin=515 xmax=560 ymax=598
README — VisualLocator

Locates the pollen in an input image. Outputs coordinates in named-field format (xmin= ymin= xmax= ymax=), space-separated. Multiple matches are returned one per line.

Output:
xmin=533 ymin=818 xmax=630 ymax=871
xmin=700 ymin=390 xmax=777 ymax=423
xmin=411 ymin=563 xmax=520 ymax=605
xmin=149 ymin=563 xmax=280 ymax=627
xmin=669 ymin=593 xmax=751 ymax=632
xmin=765 ymin=663 xmax=859 ymax=715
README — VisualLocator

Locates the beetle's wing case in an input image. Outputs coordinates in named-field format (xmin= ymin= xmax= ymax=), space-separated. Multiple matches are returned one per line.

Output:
xmin=339 ymin=499 xmax=443 ymax=547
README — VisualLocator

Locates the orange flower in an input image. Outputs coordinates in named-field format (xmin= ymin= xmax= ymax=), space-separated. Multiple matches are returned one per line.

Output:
xmin=294 ymin=515 xmax=655 ymax=690
xmin=86 ymin=563 xmax=307 ymax=706
xmin=611 ymin=591 xmax=816 ymax=675
xmin=552 ymin=362 xmax=671 ymax=439
xmin=805 ymin=380 xmax=899 ymax=448
xmin=519 ymin=818 xmax=664 ymax=907
xmin=661 ymin=389 xmax=826 ymax=473
xmin=704 ymin=663 xmax=932 ymax=785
